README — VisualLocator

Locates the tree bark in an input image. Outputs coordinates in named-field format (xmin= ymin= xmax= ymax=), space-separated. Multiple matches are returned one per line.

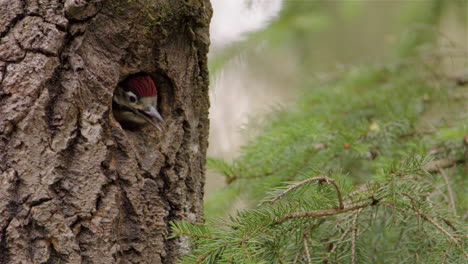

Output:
xmin=0 ymin=0 xmax=211 ymax=263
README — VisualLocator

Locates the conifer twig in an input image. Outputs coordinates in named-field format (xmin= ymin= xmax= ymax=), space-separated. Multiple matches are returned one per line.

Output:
xmin=277 ymin=201 xmax=371 ymax=224
xmin=404 ymin=194 xmax=467 ymax=257
xmin=424 ymin=158 xmax=464 ymax=173
xmin=175 ymin=230 xmax=215 ymax=240
xmin=324 ymin=217 xmax=353 ymax=262
xmin=303 ymin=232 xmax=312 ymax=264
xmin=440 ymin=218 xmax=458 ymax=233
xmin=382 ymin=203 xmax=459 ymax=233
xmin=268 ymin=176 xmax=344 ymax=209
xmin=404 ymin=194 xmax=458 ymax=243
xmin=351 ymin=209 xmax=361 ymax=264
xmin=399 ymin=129 xmax=437 ymax=138
xmin=439 ymin=169 xmax=456 ymax=215
xmin=194 ymin=254 xmax=207 ymax=264
xmin=226 ymin=171 xmax=274 ymax=184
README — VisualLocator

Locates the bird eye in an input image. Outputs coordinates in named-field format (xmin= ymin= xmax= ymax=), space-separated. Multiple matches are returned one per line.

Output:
xmin=126 ymin=92 xmax=137 ymax=103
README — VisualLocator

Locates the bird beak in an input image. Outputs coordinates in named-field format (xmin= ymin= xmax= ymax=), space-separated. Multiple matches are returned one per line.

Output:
xmin=142 ymin=106 xmax=165 ymax=132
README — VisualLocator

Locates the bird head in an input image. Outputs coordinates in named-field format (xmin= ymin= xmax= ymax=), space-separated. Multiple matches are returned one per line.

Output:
xmin=113 ymin=74 xmax=165 ymax=131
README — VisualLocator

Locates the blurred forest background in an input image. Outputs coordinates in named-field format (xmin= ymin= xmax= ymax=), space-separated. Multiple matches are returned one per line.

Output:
xmin=174 ymin=0 xmax=467 ymax=263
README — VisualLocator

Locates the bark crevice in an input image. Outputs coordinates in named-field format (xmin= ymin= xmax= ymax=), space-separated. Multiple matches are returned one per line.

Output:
xmin=0 ymin=0 xmax=26 ymax=39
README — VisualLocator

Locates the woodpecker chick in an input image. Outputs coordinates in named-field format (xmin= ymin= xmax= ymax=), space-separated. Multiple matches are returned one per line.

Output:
xmin=113 ymin=74 xmax=165 ymax=131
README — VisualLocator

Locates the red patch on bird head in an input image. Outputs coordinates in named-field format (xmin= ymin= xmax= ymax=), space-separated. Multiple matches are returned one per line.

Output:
xmin=126 ymin=75 xmax=157 ymax=97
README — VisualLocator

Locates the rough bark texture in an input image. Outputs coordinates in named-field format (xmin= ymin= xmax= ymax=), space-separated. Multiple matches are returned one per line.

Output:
xmin=0 ymin=0 xmax=211 ymax=263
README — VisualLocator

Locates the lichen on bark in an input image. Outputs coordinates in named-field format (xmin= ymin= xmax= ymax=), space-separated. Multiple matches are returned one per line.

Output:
xmin=0 ymin=0 xmax=212 ymax=263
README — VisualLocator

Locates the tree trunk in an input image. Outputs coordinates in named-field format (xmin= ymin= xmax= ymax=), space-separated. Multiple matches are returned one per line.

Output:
xmin=0 ymin=0 xmax=211 ymax=263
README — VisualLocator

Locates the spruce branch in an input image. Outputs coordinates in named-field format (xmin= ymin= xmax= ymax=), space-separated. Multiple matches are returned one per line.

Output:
xmin=439 ymin=168 xmax=456 ymax=215
xmin=268 ymin=176 xmax=344 ymax=210
xmin=351 ymin=209 xmax=361 ymax=264
xmin=303 ymin=230 xmax=312 ymax=264
xmin=440 ymin=217 xmax=458 ymax=233
xmin=194 ymin=254 xmax=207 ymax=264
xmin=293 ymin=252 xmax=300 ymax=263
xmin=423 ymin=157 xmax=464 ymax=173
xmin=404 ymin=194 xmax=467 ymax=257
xmin=404 ymin=194 xmax=458 ymax=243
xmin=276 ymin=201 xmax=372 ymax=224
xmin=399 ymin=129 xmax=437 ymax=138
xmin=225 ymin=171 xmax=274 ymax=185
xmin=175 ymin=231 xmax=216 ymax=240
xmin=323 ymin=213 xmax=354 ymax=263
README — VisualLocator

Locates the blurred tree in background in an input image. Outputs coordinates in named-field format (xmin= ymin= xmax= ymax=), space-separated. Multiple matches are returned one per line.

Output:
xmin=174 ymin=0 xmax=467 ymax=263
